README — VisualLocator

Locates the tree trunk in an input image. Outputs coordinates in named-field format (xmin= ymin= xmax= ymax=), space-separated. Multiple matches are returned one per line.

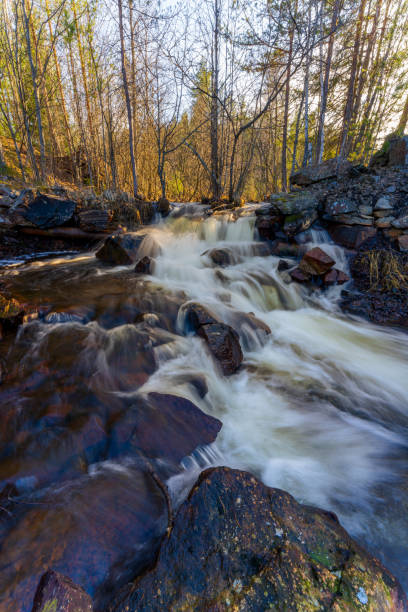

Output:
xmin=118 ymin=0 xmax=139 ymax=198
xmin=339 ymin=0 xmax=367 ymax=159
xmin=210 ymin=0 xmax=221 ymax=200
xmin=21 ymin=0 xmax=46 ymax=181
xmin=281 ymin=5 xmax=295 ymax=191
xmin=315 ymin=0 xmax=341 ymax=164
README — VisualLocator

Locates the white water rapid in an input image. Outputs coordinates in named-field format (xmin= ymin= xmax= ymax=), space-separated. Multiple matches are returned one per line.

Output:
xmin=135 ymin=207 xmax=408 ymax=587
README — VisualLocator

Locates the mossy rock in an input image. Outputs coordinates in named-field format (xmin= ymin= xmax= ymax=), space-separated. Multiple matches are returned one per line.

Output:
xmin=112 ymin=467 xmax=407 ymax=612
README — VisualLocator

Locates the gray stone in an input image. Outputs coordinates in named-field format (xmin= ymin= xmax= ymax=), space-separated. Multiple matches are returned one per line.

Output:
xmin=290 ymin=158 xmax=352 ymax=186
xmin=325 ymin=197 xmax=358 ymax=216
xmin=270 ymin=191 xmax=318 ymax=215
xmin=332 ymin=215 xmax=374 ymax=226
xmin=358 ymin=204 xmax=373 ymax=216
xmin=386 ymin=185 xmax=397 ymax=193
xmin=392 ymin=215 xmax=408 ymax=229
xmin=374 ymin=197 xmax=393 ymax=211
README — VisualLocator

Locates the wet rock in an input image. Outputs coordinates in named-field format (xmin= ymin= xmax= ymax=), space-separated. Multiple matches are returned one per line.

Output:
xmin=323 ymin=268 xmax=350 ymax=286
xmin=270 ymin=241 xmax=300 ymax=257
xmin=95 ymin=233 xmax=145 ymax=265
xmin=202 ymin=247 xmax=234 ymax=267
xmin=388 ymin=135 xmax=408 ymax=166
xmin=21 ymin=194 xmax=77 ymax=229
xmin=290 ymin=158 xmax=352 ymax=186
xmin=197 ymin=323 xmax=243 ymax=375
xmin=31 ymin=570 xmax=93 ymax=612
xmin=78 ymin=209 xmax=112 ymax=233
xmin=300 ymin=247 xmax=335 ymax=276
xmin=278 ymin=259 xmax=291 ymax=272
xmin=0 ymin=466 xmax=165 ymax=612
xmin=270 ymin=191 xmax=318 ymax=215
xmin=290 ymin=267 xmax=311 ymax=283
xmin=255 ymin=214 xmax=281 ymax=241
xmin=134 ymin=256 xmax=152 ymax=274
xmin=109 ymin=393 xmax=222 ymax=464
xmin=182 ymin=302 xmax=219 ymax=332
xmin=283 ymin=209 xmax=318 ymax=237
xmin=157 ymin=197 xmax=170 ymax=217
xmin=325 ymin=197 xmax=358 ymax=216
xmin=329 ymin=225 xmax=376 ymax=249
xmin=113 ymin=467 xmax=407 ymax=612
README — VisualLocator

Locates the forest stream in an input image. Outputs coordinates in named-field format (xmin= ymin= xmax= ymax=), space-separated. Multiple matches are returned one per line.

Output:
xmin=0 ymin=204 xmax=407 ymax=610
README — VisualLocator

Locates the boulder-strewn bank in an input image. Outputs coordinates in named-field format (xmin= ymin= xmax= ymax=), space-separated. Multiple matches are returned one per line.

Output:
xmin=246 ymin=135 xmax=408 ymax=329
xmin=0 ymin=183 xmax=165 ymax=261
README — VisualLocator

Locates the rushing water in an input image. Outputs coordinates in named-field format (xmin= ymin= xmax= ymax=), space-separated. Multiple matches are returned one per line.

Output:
xmin=0 ymin=204 xmax=408 ymax=607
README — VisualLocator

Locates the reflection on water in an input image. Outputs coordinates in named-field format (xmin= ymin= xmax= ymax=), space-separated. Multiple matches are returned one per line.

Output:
xmin=0 ymin=204 xmax=407 ymax=607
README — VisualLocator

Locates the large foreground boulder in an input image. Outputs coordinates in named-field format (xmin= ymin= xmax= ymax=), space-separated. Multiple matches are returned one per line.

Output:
xmin=113 ymin=467 xmax=407 ymax=612
xmin=31 ymin=570 xmax=93 ymax=611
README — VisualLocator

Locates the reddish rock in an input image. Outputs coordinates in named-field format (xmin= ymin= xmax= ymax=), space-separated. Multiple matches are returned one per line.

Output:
xmin=134 ymin=256 xmax=152 ymax=274
xmin=336 ymin=269 xmax=350 ymax=284
xmin=290 ymin=267 xmax=311 ymax=283
xmin=197 ymin=323 xmax=243 ymax=375
xmin=323 ymin=269 xmax=338 ymax=285
xmin=109 ymin=393 xmax=222 ymax=464
xmin=328 ymin=225 xmax=377 ymax=250
xmin=397 ymin=235 xmax=408 ymax=252
xmin=31 ymin=570 xmax=93 ymax=611
xmin=300 ymin=247 xmax=335 ymax=275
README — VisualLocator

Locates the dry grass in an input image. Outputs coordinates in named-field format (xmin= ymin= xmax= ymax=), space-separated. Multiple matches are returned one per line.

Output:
xmin=362 ymin=249 xmax=408 ymax=292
